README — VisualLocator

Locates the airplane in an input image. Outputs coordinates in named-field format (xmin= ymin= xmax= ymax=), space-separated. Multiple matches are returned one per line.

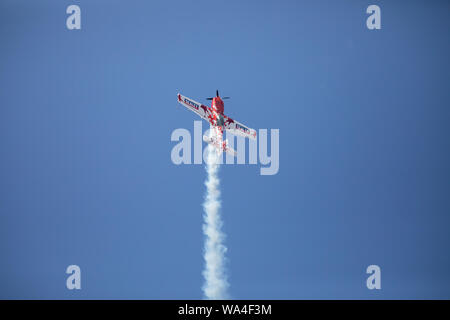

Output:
xmin=177 ymin=90 xmax=256 ymax=156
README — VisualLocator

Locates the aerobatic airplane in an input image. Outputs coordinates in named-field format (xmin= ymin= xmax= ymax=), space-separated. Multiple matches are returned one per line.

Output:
xmin=177 ymin=90 xmax=257 ymax=156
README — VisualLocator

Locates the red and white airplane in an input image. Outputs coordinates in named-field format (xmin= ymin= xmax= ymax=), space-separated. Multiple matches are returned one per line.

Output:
xmin=177 ymin=90 xmax=256 ymax=156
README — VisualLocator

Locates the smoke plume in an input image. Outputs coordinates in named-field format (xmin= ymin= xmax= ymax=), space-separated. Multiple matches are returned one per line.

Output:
xmin=202 ymin=140 xmax=229 ymax=299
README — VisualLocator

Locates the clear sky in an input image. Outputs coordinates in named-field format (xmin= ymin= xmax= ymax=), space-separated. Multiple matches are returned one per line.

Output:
xmin=1 ymin=0 xmax=449 ymax=299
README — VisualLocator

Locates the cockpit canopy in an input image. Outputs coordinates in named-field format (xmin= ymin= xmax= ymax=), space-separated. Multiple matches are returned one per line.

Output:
xmin=216 ymin=114 xmax=225 ymax=127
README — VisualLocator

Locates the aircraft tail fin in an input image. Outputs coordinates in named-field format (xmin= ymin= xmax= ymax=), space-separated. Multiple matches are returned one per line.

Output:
xmin=224 ymin=139 xmax=237 ymax=157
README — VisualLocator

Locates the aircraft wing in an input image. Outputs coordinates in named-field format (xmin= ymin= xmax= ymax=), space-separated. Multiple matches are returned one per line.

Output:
xmin=177 ymin=93 xmax=213 ymax=122
xmin=223 ymin=114 xmax=257 ymax=140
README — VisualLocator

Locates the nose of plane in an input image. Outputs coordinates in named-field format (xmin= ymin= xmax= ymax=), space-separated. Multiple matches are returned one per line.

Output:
xmin=213 ymin=98 xmax=224 ymax=114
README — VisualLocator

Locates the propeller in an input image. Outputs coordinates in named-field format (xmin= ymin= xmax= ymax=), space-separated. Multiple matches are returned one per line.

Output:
xmin=206 ymin=90 xmax=230 ymax=100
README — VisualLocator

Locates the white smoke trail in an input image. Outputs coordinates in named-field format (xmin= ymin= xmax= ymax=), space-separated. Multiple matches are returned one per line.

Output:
xmin=202 ymin=140 xmax=229 ymax=300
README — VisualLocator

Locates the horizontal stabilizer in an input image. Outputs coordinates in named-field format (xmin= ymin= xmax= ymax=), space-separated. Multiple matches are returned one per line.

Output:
xmin=203 ymin=135 xmax=237 ymax=157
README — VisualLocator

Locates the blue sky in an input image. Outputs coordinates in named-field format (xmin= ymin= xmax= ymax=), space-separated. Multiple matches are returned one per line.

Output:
xmin=1 ymin=0 xmax=449 ymax=299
